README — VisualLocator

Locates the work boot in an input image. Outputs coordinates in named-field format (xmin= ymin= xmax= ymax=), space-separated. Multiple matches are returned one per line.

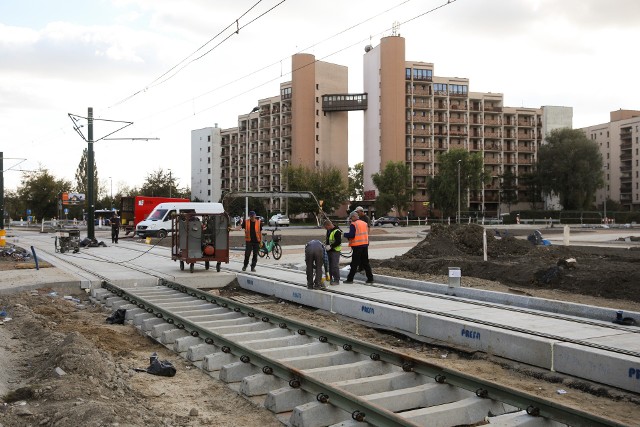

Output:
xmin=251 ymin=267 xmax=256 ymax=272
xmin=242 ymin=266 xmax=247 ymax=271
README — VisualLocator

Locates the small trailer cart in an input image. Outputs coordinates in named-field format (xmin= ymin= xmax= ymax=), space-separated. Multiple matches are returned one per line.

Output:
xmin=54 ymin=228 xmax=80 ymax=253
xmin=171 ymin=210 xmax=230 ymax=273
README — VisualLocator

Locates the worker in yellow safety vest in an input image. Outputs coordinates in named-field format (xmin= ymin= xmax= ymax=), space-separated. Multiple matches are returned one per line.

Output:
xmin=343 ymin=211 xmax=374 ymax=284
xmin=323 ymin=219 xmax=342 ymax=285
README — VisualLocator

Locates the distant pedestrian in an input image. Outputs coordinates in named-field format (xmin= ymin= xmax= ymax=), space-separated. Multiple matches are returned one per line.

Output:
xmin=304 ymin=239 xmax=329 ymax=289
xmin=323 ymin=219 xmax=342 ymax=285
xmin=355 ymin=206 xmax=370 ymax=228
xmin=343 ymin=211 xmax=374 ymax=284
xmin=111 ymin=212 xmax=120 ymax=244
xmin=241 ymin=211 xmax=262 ymax=272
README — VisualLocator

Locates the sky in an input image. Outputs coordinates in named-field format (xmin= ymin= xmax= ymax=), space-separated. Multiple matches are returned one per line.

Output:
xmin=2 ymin=0 xmax=639 ymax=195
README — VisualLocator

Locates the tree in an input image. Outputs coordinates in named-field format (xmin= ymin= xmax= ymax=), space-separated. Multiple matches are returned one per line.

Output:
xmin=348 ymin=162 xmax=363 ymax=201
xmin=286 ymin=165 xmax=349 ymax=219
xmin=74 ymin=148 xmax=101 ymax=199
xmin=371 ymin=161 xmax=414 ymax=216
xmin=139 ymin=168 xmax=190 ymax=199
xmin=17 ymin=167 xmax=72 ymax=220
xmin=426 ymin=149 xmax=487 ymax=217
xmin=519 ymin=167 xmax=544 ymax=210
xmin=537 ymin=128 xmax=604 ymax=210
xmin=499 ymin=168 xmax=518 ymax=212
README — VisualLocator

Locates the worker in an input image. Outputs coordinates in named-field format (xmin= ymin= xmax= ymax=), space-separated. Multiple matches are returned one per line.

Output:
xmin=355 ymin=206 xmax=370 ymax=228
xmin=343 ymin=211 xmax=374 ymax=284
xmin=304 ymin=239 xmax=329 ymax=289
xmin=110 ymin=211 xmax=120 ymax=244
xmin=323 ymin=219 xmax=342 ymax=285
xmin=241 ymin=211 xmax=262 ymax=272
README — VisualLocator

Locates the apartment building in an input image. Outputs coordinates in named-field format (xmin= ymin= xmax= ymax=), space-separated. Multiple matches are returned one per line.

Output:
xmin=191 ymin=125 xmax=222 ymax=202
xmin=363 ymin=35 xmax=572 ymax=217
xmin=191 ymin=53 xmax=349 ymax=212
xmin=582 ymin=110 xmax=640 ymax=211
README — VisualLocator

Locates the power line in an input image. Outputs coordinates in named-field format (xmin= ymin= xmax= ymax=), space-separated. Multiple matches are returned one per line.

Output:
xmin=109 ymin=0 xmax=286 ymax=108
xmin=144 ymin=0 xmax=459 ymax=132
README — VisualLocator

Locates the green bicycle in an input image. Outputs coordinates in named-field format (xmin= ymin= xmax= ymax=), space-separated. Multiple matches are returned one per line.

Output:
xmin=258 ymin=228 xmax=282 ymax=260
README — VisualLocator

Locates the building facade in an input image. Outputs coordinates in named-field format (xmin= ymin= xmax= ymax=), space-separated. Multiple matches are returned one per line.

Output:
xmin=363 ymin=35 xmax=572 ymax=217
xmin=582 ymin=110 xmax=640 ymax=212
xmin=191 ymin=54 xmax=349 ymax=214
xmin=191 ymin=126 xmax=222 ymax=202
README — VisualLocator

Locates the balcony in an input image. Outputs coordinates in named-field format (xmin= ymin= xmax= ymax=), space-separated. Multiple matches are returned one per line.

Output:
xmin=412 ymin=155 xmax=432 ymax=162
xmin=484 ymin=131 xmax=502 ymax=138
xmin=433 ymin=115 xmax=447 ymax=123
xmin=517 ymin=132 xmax=534 ymax=140
xmin=409 ymin=128 xmax=432 ymax=136
xmin=449 ymin=143 xmax=465 ymax=150
xmin=449 ymin=129 xmax=468 ymax=137
xmin=484 ymin=142 xmax=501 ymax=151
xmin=412 ymin=115 xmax=432 ymax=123
xmin=484 ymin=156 xmax=501 ymax=165
xmin=412 ymin=169 xmax=431 ymax=176
xmin=484 ymin=118 xmax=501 ymax=125
xmin=449 ymin=117 xmax=467 ymax=124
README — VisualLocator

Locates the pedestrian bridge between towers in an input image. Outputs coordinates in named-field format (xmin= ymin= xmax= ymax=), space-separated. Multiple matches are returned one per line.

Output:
xmin=322 ymin=93 xmax=368 ymax=112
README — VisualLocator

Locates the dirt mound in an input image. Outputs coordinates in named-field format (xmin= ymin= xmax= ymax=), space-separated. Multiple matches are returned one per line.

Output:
xmin=402 ymin=224 xmax=532 ymax=258
xmin=372 ymin=224 xmax=640 ymax=304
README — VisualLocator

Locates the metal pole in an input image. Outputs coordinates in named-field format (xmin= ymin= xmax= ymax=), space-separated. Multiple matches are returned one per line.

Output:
xmin=109 ymin=177 xmax=112 ymax=209
xmin=169 ymin=170 xmax=172 ymax=198
xmin=87 ymin=107 xmax=95 ymax=240
xmin=245 ymin=107 xmax=259 ymax=219
xmin=457 ymin=159 xmax=461 ymax=224
xmin=0 ymin=151 xmax=4 ymax=230
xmin=284 ymin=159 xmax=288 ymax=216
xmin=603 ymin=167 xmax=607 ymax=223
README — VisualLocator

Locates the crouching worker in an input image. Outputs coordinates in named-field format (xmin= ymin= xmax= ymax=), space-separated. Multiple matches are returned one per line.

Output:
xmin=304 ymin=239 xmax=329 ymax=290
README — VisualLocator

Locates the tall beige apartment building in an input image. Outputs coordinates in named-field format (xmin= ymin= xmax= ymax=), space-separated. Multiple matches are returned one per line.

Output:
xmin=214 ymin=54 xmax=348 ymax=213
xmin=582 ymin=110 xmax=640 ymax=212
xmin=363 ymin=35 xmax=572 ymax=217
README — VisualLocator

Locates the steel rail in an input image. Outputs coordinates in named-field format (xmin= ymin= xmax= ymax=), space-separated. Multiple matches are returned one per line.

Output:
xmin=100 ymin=279 xmax=622 ymax=427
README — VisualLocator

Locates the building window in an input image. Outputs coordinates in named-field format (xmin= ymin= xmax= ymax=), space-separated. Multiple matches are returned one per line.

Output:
xmin=207 ymin=190 xmax=211 ymax=196
xmin=405 ymin=68 xmax=411 ymax=79
xmin=433 ymin=83 xmax=447 ymax=94
xmin=316 ymin=84 xmax=319 ymax=90
xmin=207 ymin=135 xmax=211 ymax=142
xmin=207 ymin=179 xmax=211 ymax=185
xmin=316 ymin=122 xmax=319 ymax=128
xmin=449 ymin=84 xmax=468 ymax=95
xmin=207 ymin=146 xmax=211 ymax=152
xmin=207 ymin=157 xmax=211 ymax=163
xmin=316 ymin=148 xmax=319 ymax=154
xmin=281 ymin=87 xmax=292 ymax=99
xmin=413 ymin=69 xmax=432 ymax=81
xmin=316 ymin=135 xmax=319 ymax=141
xmin=316 ymin=109 xmax=319 ymax=116
xmin=208 ymin=168 xmax=211 ymax=174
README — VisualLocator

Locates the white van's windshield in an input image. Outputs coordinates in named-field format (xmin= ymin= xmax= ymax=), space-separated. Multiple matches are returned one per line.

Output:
xmin=148 ymin=209 xmax=168 ymax=221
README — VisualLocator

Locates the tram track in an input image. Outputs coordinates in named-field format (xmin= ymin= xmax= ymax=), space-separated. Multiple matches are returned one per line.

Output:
xmin=91 ymin=279 xmax=622 ymax=427
xmin=37 ymin=236 xmax=638 ymax=359
xmin=12 ymin=233 xmax=631 ymax=426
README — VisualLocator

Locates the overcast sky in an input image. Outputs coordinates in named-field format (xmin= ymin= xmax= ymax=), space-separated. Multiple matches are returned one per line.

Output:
xmin=2 ymin=0 xmax=639 ymax=194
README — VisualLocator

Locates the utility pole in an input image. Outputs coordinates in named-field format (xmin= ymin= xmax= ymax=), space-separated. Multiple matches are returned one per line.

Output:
xmin=169 ymin=170 xmax=172 ymax=198
xmin=69 ymin=107 xmax=148 ymax=241
xmin=0 ymin=152 xmax=3 ymax=231
xmin=87 ymin=107 xmax=95 ymax=240
xmin=457 ymin=159 xmax=461 ymax=224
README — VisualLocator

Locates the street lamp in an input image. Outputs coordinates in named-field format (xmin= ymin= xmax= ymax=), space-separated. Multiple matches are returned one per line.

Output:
xmin=283 ymin=159 xmax=289 ymax=215
xmin=168 ymin=169 xmax=172 ymax=198
xmin=109 ymin=176 xmax=113 ymax=209
xmin=245 ymin=106 xmax=259 ymax=219
xmin=457 ymin=159 xmax=461 ymax=224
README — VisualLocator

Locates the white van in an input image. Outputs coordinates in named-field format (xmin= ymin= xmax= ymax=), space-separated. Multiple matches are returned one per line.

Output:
xmin=135 ymin=202 xmax=224 ymax=238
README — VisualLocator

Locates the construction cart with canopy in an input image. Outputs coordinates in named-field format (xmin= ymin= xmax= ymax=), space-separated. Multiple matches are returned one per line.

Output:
xmin=171 ymin=206 xmax=230 ymax=273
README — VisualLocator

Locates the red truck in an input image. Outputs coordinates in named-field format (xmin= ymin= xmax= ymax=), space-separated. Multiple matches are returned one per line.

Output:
xmin=119 ymin=196 xmax=190 ymax=235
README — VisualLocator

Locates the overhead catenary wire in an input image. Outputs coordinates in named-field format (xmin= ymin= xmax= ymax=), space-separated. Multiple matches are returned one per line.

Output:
xmin=127 ymin=0 xmax=459 ymax=134
xmin=109 ymin=0 xmax=285 ymax=108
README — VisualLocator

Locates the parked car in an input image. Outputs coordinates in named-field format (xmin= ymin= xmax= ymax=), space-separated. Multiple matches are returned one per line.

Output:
xmin=268 ymin=213 xmax=290 ymax=227
xmin=373 ymin=216 xmax=400 ymax=226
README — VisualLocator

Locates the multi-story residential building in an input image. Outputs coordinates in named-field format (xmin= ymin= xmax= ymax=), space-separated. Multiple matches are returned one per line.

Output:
xmin=191 ymin=53 xmax=349 ymax=213
xmin=362 ymin=35 xmax=572 ymax=217
xmin=191 ymin=125 xmax=222 ymax=202
xmin=582 ymin=110 xmax=640 ymax=212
